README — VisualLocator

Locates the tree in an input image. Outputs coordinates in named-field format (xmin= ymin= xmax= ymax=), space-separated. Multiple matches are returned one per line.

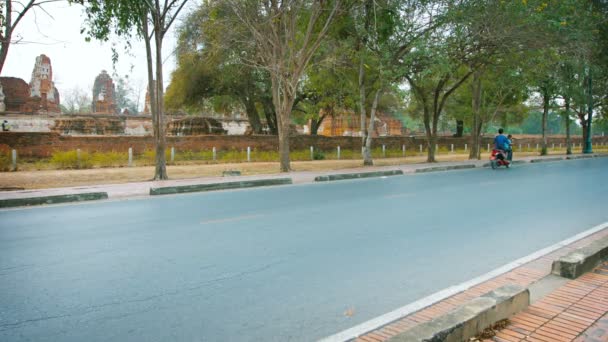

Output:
xmin=61 ymin=85 xmax=92 ymax=114
xmin=76 ymin=0 xmax=189 ymax=180
xmin=0 ymin=0 xmax=63 ymax=74
xmin=444 ymin=63 xmax=528 ymax=158
xmin=227 ymin=0 xmax=341 ymax=172
xmin=165 ymin=2 xmax=272 ymax=133
xmin=115 ymin=76 xmax=139 ymax=114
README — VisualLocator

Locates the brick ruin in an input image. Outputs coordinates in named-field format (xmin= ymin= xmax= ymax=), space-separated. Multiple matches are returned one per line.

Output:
xmin=92 ymin=70 xmax=117 ymax=115
xmin=0 ymin=77 xmax=31 ymax=112
xmin=0 ymin=54 xmax=61 ymax=114
xmin=142 ymin=81 xmax=155 ymax=115
xmin=317 ymin=111 xmax=404 ymax=137
xmin=29 ymin=54 xmax=61 ymax=113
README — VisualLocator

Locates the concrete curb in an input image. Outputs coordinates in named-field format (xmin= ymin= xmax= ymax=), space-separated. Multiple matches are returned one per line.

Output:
xmin=415 ymin=164 xmax=476 ymax=173
xmin=530 ymin=157 xmax=564 ymax=163
xmin=566 ymin=155 xmax=595 ymax=160
xmin=0 ymin=192 xmax=108 ymax=208
xmin=387 ymin=285 xmax=529 ymax=342
xmin=314 ymin=170 xmax=403 ymax=182
xmin=551 ymin=235 xmax=608 ymax=279
xmin=149 ymin=178 xmax=293 ymax=195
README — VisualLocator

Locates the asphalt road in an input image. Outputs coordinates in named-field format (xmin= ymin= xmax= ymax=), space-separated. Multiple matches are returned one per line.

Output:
xmin=1 ymin=158 xmax=607 ymax=342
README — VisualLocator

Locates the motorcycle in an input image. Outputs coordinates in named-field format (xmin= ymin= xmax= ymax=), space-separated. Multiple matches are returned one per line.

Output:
xmin=490 ymin=149 xmax=510 ymax=169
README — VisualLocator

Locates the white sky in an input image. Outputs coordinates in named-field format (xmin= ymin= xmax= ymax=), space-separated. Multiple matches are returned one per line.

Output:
xmin=2 ymin=1 xmax=195 ymax=109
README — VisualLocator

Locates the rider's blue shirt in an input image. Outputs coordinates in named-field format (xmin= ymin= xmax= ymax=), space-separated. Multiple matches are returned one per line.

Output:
xmin=494 ymin=134 xmax=508 ymax=150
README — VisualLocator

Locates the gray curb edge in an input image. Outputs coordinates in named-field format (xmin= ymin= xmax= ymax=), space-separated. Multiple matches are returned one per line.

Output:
xmin=150 ymin=178 xmax=293 ymax=195
xmin=0 ymin=192 xmax=109 ymax=208
xmin=387 ymin=285 xmax=529 ymax=342
xmin=314 ymin=170 xmax=403 ymax=182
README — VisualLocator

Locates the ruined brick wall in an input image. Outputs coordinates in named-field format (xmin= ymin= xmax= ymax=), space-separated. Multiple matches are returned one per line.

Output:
xmin=317 ymin=112 xmax=404 ymax=137
xmin=0 ymin=78 xmax=30 ymax=112
xmin=1 ymin=132 xmax=605 ymax=158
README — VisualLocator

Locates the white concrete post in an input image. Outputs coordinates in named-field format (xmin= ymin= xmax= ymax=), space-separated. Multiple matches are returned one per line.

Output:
xmin=435 ymin=144 xmax=438 ymax=153
xmin=382 ymin=145 xmax=386 ymax=158
xmin=402 ymin=144 xmax=406 ymax=157
xmin=450 ymin=144 xmax=454 ymax=153
xmin=337 ymin=146 xmax=341 ymax=160
xmin=419 ymin=144 xmax=423 ymax=153
xmin=487 ymin=143 xmax=490 ymax=152
xmin=128 ymin=147 xmax=133 ymax=167
xmin=559 ymin=143 xmax=562 ymax=149
xmin=212 ymin=147 xmax=216 ymax=161
xmin=170 ymin=147 xmax=175 ymax=162
xmin=536 ymin=143 xmax=539 ymax=150
xmin=310 ymin=146 xmax=314 ymax=160
xmin=465 ymin=143 xmax=468 ymax=151
xmin=247 ymin=146 xmax=251 ymax=162
xmin=11 ymin=149 xmax=17 ymax=171
xmin=519 ymin=144 xmax=522 ymax=152
xmin=552 ymin=143 xmax=554 ymax=149
xmin=528 ymin=143 xmax=530 ymax=150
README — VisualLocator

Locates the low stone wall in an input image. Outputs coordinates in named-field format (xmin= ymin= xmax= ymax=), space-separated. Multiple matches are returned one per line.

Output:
xmin=0 ymin=113 xmax=250 ymax=136
xmin=0 ymin=132 xmax=605 ymax=158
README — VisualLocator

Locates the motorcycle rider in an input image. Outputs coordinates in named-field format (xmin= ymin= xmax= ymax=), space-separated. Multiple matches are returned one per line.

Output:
xmin=494 ymin=128 xmax=509 ymax=152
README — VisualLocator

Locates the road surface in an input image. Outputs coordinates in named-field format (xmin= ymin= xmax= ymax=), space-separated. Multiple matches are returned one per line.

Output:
xmin=1 ymin=158 xmax=607 ymax=341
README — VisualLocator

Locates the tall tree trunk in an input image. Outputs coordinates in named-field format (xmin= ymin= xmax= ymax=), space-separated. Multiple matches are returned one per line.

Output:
xmin=141 ymin=12 xmax=164 ymax=180
xmin=358 ymin=54 xmax=370 ymax=161
xmin=0 ymin=1 xmax=13 ymax=75
xmin=469 ymin=70 xmax=482 ymax=159
xmin=454 ymin=120 xmax=464 ymax=137
xmin=565 ymin=98 xmax=572 ymax=155
xmin=310 ymin=113 xmax=327 ymax=135
xmin=243 ymin=96 xmax=262 ymax=134
xmin=277 ymin=109 xmax=291 ymax=172
xmin=363 ymin=89 xmax=381 ymax=166
xmin=262 ymin=99 xmax=278 ymax=134
xmin=579 ymin=109 xmax=587 ymax=153
xmin=422 ymin=104 xmax=435 ymax=162
xmin=153 ymin=12 xmax=168 ymax=180
xmin=540 ymin=89 xmax=549 ymax=156
xmin=584 ymin=72 xmax=593 ymax=153
xmin=358 ymin=55 xmax=366 ymax=139
xmin=0 ymin=39 xmax=9 ymax=76
xmin=271 ymin=75 xmax=294 ymax=172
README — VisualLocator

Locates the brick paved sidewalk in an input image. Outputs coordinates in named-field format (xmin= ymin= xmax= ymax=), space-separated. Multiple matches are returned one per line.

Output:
xmin=353 ymin=228 xmax=608 ymax=342
xmin=491 ymin=261 xmax=608 ymax=342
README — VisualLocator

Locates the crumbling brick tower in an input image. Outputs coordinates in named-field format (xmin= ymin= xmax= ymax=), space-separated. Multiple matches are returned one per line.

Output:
xmin=92 ymin=70 xmax=117 ymax=115
xmin=29 ymin=54 xmax=61 ymax=113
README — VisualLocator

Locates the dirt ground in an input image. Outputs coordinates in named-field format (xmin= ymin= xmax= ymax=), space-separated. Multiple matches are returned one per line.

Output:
xmin=0 ymin=150 xmax=584 ymax=190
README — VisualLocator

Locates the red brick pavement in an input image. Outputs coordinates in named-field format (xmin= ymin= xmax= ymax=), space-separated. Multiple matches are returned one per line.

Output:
xmin=353 ymin=228 xmax=608 ymax=342
xmin=489 ymin=261 xmax=608 ymax=342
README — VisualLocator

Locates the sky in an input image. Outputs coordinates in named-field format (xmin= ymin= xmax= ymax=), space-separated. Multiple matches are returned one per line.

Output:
xmin=2 ymin=1 xmax=194 ymax=109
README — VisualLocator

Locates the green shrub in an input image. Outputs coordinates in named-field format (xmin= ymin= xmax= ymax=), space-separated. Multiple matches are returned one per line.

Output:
xmin=313 ymin=151 xmax=325 ymax=160
xmin=175 ymin=150 xmax=213 ymax=161
xmin=252 ymin=150 xmax=278 ymax=162
xmin=90 ymin=151 xmax=128 ymax=167
xmin=50 ymin=150 xmax=93 ymax=169
xmin=290 ymin=149 xmax=312 ymax=161
xmin=0 ymin=147 xmax=11 ymax=171
xmin=138 ymin=149 xmax=171 ymax=165
xmin=218 ymin=149 xmax=246 ymax=163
